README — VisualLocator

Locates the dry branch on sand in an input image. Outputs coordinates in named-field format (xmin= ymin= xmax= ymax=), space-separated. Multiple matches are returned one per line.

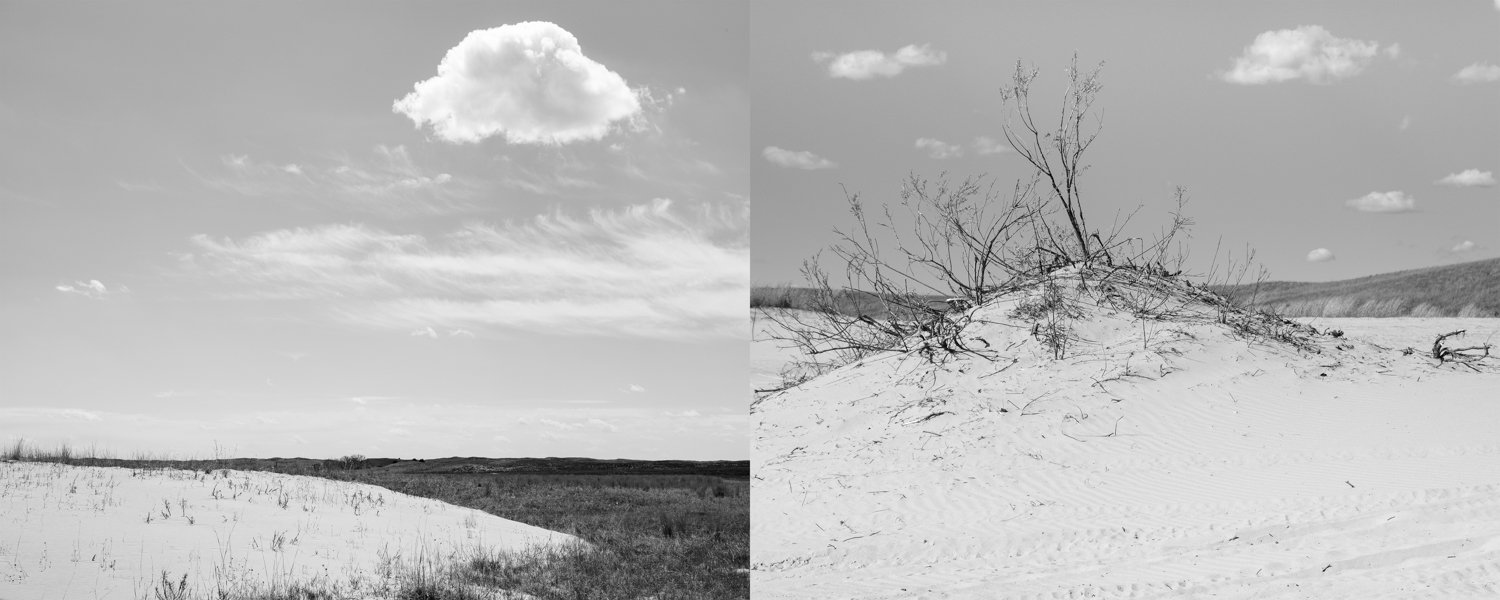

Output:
xmin=1431 ymin=330 xmax=1493 ymax=370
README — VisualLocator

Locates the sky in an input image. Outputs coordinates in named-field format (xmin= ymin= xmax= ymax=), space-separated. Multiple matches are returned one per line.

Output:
xmin=752 ymin=1 xmax=1499 ymax=286
xmin=0 ymin=1 xmax=749 ymax=460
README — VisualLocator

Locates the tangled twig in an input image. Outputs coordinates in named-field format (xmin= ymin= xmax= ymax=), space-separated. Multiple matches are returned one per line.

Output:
xmin=1431 ymin=330 xmax=1492 ymax=368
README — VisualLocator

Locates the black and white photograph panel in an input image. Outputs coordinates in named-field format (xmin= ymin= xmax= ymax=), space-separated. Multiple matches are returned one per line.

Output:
xmin=0 ymin=1 xmax=748 ymax=598
xmin=750 ymin=1 xmax=1499 ymax=598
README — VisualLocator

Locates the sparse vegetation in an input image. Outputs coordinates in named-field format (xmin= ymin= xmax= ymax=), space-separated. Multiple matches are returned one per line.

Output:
xmin=373 ymin=472 xmax=748 ymax=600
xmin=757 ymin=55 xmax=1282 ymax=385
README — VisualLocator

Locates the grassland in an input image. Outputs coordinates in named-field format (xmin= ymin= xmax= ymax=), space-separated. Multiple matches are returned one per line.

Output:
xmin=2 ymin=441 xmax=748 ymax=600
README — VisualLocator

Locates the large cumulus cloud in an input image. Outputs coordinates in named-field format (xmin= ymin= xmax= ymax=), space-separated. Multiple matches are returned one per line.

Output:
xmin=393 ymin=22 xmax=641 ymax=145
xmin=1220 ymin=26 xmax=1386 ymax=85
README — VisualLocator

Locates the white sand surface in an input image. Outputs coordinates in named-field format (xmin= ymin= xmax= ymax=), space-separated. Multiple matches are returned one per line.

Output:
xmin=0 ymin=463 xmax=577 ymax=599
xmin=753 ymin=295 xmax=1500 ymax=598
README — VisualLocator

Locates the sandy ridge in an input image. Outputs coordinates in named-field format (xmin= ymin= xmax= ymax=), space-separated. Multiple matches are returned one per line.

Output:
xmin=752 ymin=291 xmax=1500 ymax=599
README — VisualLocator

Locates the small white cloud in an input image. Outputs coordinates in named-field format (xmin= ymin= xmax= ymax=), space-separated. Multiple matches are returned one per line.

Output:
xmin=283 ymin=164 xmax=303 ymax=175
xmin=410 ymin=327 xmax=438 ymax=338
xmin=915 ymin=138 xmax=964 ymax=159
xmin=1436 ymin=169 xmax=1497 ymax=187
xmin=1345 ymin=190 xmax=1415 ymax=213
xmin=1220 ymin=26 xmax=1382 ymax=84
xmin=55 ymin=279 xmax=124 ymax=299
xmin=625 ymin=384 xmax=646 ymax=394
xmin=393 ymin=21 xmax=641 ymax=144
xmin=1306 ymin=248 xmax=1336 ymax=262
xmin=762 ymin=146 xmax=836 ymax=170
xmin=812 ymin=44 xmax=947 ymax=80
xmin=1383 ymin=43 xmax=1401 ymax=59
xmin=972 ymin=136 xmax=1010 ymax=155
xmin=663 ymin=409 xmax=701 ymax=418
xmin=448 ymin=329 xmax=475 ymax=338
xmin=60 ymin=409 xmax=102 ymax=421
xmin=586 ymin=418 xmax=618 ymax=432
xmin=116 ymin=180 xmax=164 ymax=192
xmin=1452 ymin=62 xmax=1500 ymax=84
xmin=1452 ymin=240 xmax=1476 ymax=253
xmin=1398 ymin=115 xmax=1411 ymax=131
xmin=349 ymin=396 xmax=399 ymax=405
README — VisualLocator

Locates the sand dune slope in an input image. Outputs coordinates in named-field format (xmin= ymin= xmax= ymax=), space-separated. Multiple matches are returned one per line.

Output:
xmin=0 ymin=463 xmax=577 ymax=599
xmin=753 ymin=286 xmax=1500 ymax=599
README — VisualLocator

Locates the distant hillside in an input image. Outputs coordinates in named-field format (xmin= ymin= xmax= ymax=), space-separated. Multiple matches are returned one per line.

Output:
xmin=750 ymin=284 xmax=945 ymax=318
xmin=39 ymin=455 xmax=751 ymax=479
xmin=1213 ymin=257 xmax=1500 ymax=318
xmin=755 ymin=257 xmax=1500 ymax=319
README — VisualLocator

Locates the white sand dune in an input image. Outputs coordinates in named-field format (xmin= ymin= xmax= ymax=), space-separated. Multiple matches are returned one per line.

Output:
xmin=0 ymin=463 xmax=577 ymax=599
xmin=752 ymin=284 xmax=1500 ymax=598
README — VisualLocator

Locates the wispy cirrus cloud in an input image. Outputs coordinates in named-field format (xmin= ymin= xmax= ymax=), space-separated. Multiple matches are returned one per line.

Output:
xmin=812 ymin=44 xmax=946 ymax=80
xmin=1452 ymin=62 xmax=1500 ymax=84
xmin=181 ymin=199 xmax=747 ymax=340
xmin=915 ymin=138 xmax=964 ymax=159
xmin=762 ymin=146 xmax=836 ymax=170
xmin=56 ymin=279 xmax=127 ymax=299
xmin=0 ymin=407 xmax=104 ymax=422
xmin=1435 ymin=169 xmax=1496 ymax=187
xmin=193 ymin=145 xmax=475 ymax=215
xmin=1220 ymin=26 xmax=1387 ymax=84
xmin=1345 ymin=190 xmax=1415 ymax=213
xmin=393 ymin=21 xmax=642 ymax=145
